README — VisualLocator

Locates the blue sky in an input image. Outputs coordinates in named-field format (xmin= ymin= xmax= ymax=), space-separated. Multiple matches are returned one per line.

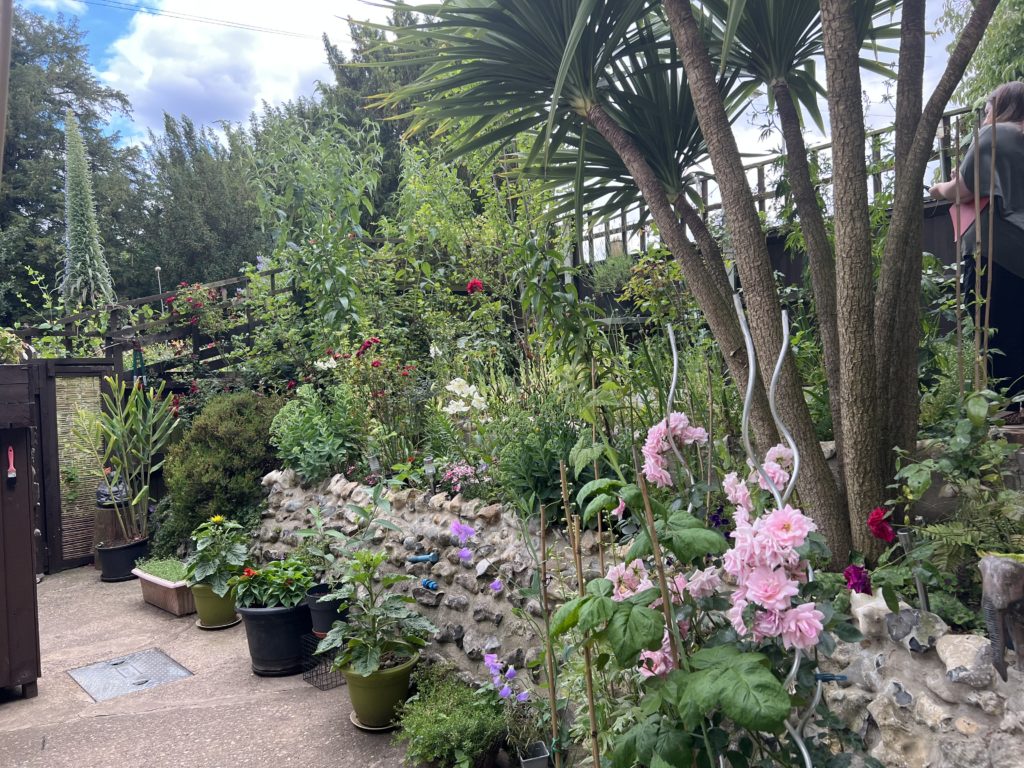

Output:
xmin=23 ymin=0 xmax=395 ymax=142
xmin=22 ymin=0 xmax=956 ymax=150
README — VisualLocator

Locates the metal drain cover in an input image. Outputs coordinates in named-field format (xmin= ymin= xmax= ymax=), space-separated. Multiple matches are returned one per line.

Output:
xmin=68 ymin=648 xmax=192 ymax=702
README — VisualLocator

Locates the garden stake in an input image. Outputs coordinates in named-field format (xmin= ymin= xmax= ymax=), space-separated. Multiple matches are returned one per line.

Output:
xmin=983 ymin=117 xmax=998 ymax=389
xmin=559 ymin=461 xmax=600 ymax=768
xmin=953 ymin=115 xmax=965 ymax=400
xmin=538 ymin=504 xmax=562 ymax=768
xmin=706 ymin=360 xmax=714 ymax=513
xmin=973 ymin=115 xmax=984 ymax=387
xmin=632 ymin=448 xmax=681 ymax=669
xmin=590 ymin=357 xmax=606 ymax=576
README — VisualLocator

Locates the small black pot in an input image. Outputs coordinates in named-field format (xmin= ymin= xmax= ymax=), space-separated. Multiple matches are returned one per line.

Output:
xmin=237 ymin=603 xmax=312 ymax=676
xmin=306 ymin=583 xmax=347 ymax=638
xmin=97 ymin=538 xmax=150 ymax=583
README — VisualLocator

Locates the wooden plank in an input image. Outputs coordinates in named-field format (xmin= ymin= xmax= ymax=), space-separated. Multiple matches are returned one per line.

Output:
xmin=0 ymin=403 xmax=33 ymax=428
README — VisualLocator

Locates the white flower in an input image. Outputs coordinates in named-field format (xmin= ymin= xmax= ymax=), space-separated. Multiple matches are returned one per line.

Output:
xmin=471 ymin=395 xmax=487 ymax=411
xmin=429 ymin=344 xmax=442 ymax=359
xmin=446 ymin=378 xmax=472 ymax=398
xmin=443 ymin=400 xmax=471 ymax=415
xmin=313 ymin=357 xmax=338 ymax=370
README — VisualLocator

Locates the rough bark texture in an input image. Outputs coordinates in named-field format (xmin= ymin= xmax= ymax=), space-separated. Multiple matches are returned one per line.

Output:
xmin=674 ymin=197 xmax=739 ymax=309
xmin=663 ymin=0 xmax=851 ymax=563
xmin=584 ymin=103 xmax=779 ymax=448
xmin=875 ymin=0 xmax=1000 ymax=456
xmin=820 ymin=0 xmax=886 ymax=555
xmin=772 ymin=80 xmax=845 ymax=500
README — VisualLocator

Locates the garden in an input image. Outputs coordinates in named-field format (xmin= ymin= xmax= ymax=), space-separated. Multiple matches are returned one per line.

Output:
xmin=3 ymin=2 xmax=1024 ymax=768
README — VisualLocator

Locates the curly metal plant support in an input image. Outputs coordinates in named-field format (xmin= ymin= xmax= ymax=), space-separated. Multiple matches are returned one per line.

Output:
xmin=730 ymin=294 xmax=819 ymax=768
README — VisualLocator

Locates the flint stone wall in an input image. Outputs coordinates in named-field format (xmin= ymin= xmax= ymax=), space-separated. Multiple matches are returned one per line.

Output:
xmin=824 ymin=592 xmax=1024 ymax=768
xmin=256 ymin=469 xmax=597 ymax=677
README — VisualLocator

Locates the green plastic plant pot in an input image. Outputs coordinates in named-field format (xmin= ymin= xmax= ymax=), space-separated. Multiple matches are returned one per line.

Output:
xmin=343 ymin=653 xmax=419 ymax=729
xmin=191 ymin=584 xmax=239 ymax=629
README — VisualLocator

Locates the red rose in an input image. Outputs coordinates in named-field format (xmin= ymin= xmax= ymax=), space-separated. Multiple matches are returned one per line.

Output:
xmin=867 ymin=507 xmax=895 ymax=543
xmin=286 ymin=379 xmax=297 ymax=390
xmin=371 ymin=359 xmax=382 ymax=368
xmin=466 ymin=278 xmax=484 ymax=294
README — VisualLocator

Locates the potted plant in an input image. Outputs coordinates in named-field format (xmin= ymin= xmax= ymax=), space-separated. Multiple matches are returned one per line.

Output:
xmin=72 ymin=376 xmax=178 ymax=581
xmin=316 ymin=550 xmax=437 ymax=730
xmin=184 ymin=516 xmax=248 ymax=630
xmin=231 ymin=558 xmax=314 ymax=676
xmin=131 ymin=557 xmax=195 ymax=617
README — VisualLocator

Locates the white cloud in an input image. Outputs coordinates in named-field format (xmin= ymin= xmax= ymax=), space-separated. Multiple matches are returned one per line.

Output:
xmin=98 ymin=0 xmax=395 ymax=140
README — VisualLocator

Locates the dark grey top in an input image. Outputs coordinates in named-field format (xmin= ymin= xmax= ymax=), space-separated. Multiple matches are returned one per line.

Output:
xmin=960 ymin=123 xmax=1024 ymax=276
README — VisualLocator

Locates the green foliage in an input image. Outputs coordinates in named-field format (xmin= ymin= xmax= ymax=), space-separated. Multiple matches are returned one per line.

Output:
xmin=588 ymin=252 xmax=635 ymax=295
xmin=316 ymin=550 xmax=437 ymax=676
xmin=157 ymin=392 xmax=281 ymax=555
xmin=395 ymin=665 xmax=507 ymax=768
xmin=0 ymin=328 xmax=23 ymax=363
xmin=135 ymin=557 xmax=187 ymax=582
xmin=71 ymin=377 xmax=178 ymax=543
xmin=230 ymin=558 xmax=313 ymax=609
xmin=269 ymin=383 xmax=365 ymax=484
xmin=944 ymin=0 xmax=1024 ymax=108
xmin=62 ymin=110 xmax=114 ymax=308
xmin=184 ymin=516 xmax=250 ymax=597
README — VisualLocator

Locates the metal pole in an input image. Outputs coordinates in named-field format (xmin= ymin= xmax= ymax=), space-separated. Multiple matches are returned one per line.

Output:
xmin=0 ymin=0 xmax=15 ymax=190
xmin=155 ymin=266 xmax=163 ymax=313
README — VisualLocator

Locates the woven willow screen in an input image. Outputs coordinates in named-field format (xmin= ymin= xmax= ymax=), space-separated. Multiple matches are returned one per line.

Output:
xmin=56 ymin=376 xmax=102 ymax=561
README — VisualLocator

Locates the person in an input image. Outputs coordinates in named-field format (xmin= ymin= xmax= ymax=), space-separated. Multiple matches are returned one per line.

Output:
xmin=930 ymin=82 xmax=1024 ymax=412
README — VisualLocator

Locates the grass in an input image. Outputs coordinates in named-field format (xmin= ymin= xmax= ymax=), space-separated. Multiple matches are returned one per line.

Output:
xmin=135 ymin=557 xmax=188 ymax=582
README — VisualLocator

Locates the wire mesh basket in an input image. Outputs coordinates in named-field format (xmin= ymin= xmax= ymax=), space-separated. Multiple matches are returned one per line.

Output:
xmin=301 ymin=633 xmax=344 ymax=691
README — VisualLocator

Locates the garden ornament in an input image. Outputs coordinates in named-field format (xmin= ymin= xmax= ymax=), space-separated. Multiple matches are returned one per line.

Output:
xmin=978 ymin=554 xmax=1024 ymax=681
xmin=420 ymin=579 xmax=438 ymax=591
xmin=407 ymin=552 xmax=439 ymax=564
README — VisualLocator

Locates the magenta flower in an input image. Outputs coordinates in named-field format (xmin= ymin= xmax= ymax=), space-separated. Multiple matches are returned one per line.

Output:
xmin=489 ymin=578 xmax=504 ymax=593
xmin=843 ymin=564 xmax=872 ymax=595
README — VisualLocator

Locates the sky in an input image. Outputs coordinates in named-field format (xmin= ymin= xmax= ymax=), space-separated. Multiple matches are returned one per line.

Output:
xmin=22 ymin=0 xmax=957 ymax=151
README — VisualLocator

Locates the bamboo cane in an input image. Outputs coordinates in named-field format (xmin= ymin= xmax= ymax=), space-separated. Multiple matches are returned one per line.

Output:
xmin=590 ymin=358 xmax=606 ymax=576
xmin=559 ymin=461 xmax=600 ymax=768
xmin=538 ymin=504 xmax=562 ymax=768
xmin=973 ymin=116 xmax=984 ymax=387
xmin=953 ymin=116 xmax=965 ymax=400
xmin=983 ymin=119 xmax=998 ymax=389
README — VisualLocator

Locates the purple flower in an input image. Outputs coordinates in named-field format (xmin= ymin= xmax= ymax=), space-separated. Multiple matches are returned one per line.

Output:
xmin=516 ymin=691 xmax=529 ymax=703
xmin=458 ymin=547 xmax=473 ymax=562
xmin=489 ymin=578 xmax=504 ymax=593
xmin=451 ymin=519 xmax=475 ymax=545
xmin=483 ymin=653 xmax=499 ymax=671
xmin=843 ymin=564 xmax=872 ymax=595
xmin=504 ymin=667 xmax=516 ymax=680
xmin=499 ymin=685 xmax=512 ymax=699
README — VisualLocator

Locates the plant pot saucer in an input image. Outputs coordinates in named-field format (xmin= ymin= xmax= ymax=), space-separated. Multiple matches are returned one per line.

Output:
xmin=100 ymin=572 xmax=139 ymax=583
xmin=195 ymin=616 xmax=241 ymax=631
xmin=349 ymin=711 xmax=397 ymax=733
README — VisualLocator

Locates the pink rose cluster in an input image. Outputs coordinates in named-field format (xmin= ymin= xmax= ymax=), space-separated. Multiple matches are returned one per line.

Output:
xmin=747 ymin=444 xmax=794 ymax=494
xmin=641 ymin=412 xmax=709 ymax=488
xmin=606 ymin=559 xmax=722 ymax=678
xmin=723 ymin=501 xmax=824 ymax=651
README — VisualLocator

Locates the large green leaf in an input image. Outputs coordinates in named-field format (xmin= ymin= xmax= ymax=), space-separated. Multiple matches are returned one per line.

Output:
xmin=606 ymin=601 xmax=664 ymax=664
xmin=626 ymin=509 xmax=728 ymax=564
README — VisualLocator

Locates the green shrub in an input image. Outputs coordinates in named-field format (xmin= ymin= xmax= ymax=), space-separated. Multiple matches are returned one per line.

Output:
xmin=269 ymin=383 xmax=365 ymax=484
xmin=154 ymin=392 xmax=281 ymax=555
xmin=395 ymin=665 xmax=507 ymax=768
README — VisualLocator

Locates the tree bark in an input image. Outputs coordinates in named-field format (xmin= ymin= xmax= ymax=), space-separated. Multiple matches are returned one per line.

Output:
xmin=875 ymin=0 xmax=1000 ymax=456
xmin=820 ymin=0 xmax=886 ymax=555
xmin=663 ymin=0 xmax=851 ymax=563
xmin=771 ymin=80 xmax=846 ymax=500
xmin=584 ymin=103 xmax=779 ymax=450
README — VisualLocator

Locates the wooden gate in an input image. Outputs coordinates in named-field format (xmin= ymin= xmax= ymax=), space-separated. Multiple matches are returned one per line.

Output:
xmin=0 ymin=358 xmax=114 ymax=574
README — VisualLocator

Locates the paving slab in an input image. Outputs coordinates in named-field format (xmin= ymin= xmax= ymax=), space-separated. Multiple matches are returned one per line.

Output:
xmin=0 ymin=567 xmax=405 ymax=768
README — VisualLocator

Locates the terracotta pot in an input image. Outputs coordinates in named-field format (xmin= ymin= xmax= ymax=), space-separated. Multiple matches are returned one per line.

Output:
xmin=132 ymin=568 xmax=195 ymax=616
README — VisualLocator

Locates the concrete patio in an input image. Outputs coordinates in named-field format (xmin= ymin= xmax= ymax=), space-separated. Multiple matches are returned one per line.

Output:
xmin=0 ymin=567 xmax=405 ymax=767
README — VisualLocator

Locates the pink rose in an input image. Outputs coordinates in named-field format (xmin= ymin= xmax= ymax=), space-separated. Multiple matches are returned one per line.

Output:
xmin=752 ymin=609 xmax=784 ymax=642
xmin=781 ymin=602 xmax=824 ymax=650
xmin=760 ymin=504 xmax=817 ymax=550
xmin=764 ymin=444 xmax=794 ymax=471
xmin=744 ymin=566 xmax=799 ymax=612
xmin=686 ymin=567 xmax=721 ymax=599
xmin=722 ymin=472 xmax=753 ymax=514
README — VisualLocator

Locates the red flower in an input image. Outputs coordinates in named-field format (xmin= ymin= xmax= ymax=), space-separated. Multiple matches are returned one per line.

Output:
xmin=371 ymin=359 xmax=382 ymax=368
xmin=400 ymin=370 xmax=410 ymax=377
xmin=325 ymin=348 xmax=334 ymax=356
xmin=286 ymin=379 xmax=297 ymax=390
xmin=341 ymin=353 xmax=351 ymax=359
xmin=466 ymin=278 xmax=484 ymax=294
xmin=242 ymin=567 xmax=258 ymax=578
xmin=867 ymin=507 xmax=895 ymax=543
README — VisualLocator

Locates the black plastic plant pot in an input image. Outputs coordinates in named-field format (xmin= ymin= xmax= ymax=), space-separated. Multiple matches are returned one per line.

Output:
xmin=306 ymin=583 xmax=348 ymax=639
xmin=237 ymin=603 xmax=313 ymax=676
xmin=97 ymin=538 xmax=150 ymax=583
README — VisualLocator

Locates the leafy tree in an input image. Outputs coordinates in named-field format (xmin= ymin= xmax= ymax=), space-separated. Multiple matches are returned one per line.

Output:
xmin=383 ymin=0 xmax=1000 ymax=561
xmin=128 ymin=114 xmax=265 ymax=293
xmin=943 ymin=0 xmax=1024 ymax=107
xmin=61 ymin=110 xmax=114 ymax=307
xmin=0 ymin=8 xmax=139 ymax=322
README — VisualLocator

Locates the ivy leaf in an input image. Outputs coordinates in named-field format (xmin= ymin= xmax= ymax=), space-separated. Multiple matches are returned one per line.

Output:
xmin=606 ymin=602 xmax=664 ymax=665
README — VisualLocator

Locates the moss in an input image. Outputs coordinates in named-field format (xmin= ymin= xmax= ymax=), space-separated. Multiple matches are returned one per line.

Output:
xmin=135 ymin=557 xmax=187 ymax=582
xmin=154 ymin=391 xmax=281 ymax=555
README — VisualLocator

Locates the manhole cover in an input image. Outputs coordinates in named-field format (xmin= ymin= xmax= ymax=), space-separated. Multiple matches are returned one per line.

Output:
xmin=68 ymin=648 xmax=192 ymax=702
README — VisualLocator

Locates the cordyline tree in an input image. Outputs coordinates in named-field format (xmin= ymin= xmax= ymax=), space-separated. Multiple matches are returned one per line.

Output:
xmin=381 ymin=0 xmax=999 ymax=561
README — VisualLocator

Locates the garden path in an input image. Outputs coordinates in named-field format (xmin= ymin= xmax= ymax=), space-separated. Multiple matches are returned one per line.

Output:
xmin=0 ymin=567 xmax=404 ymax=768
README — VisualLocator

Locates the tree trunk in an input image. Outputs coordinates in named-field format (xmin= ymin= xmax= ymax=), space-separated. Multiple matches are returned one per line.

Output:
xmin=584 ymin=104 xmax=779 ymax=451
xmin=875 ymin=0 xmax=1000 ymax=458
xmin=820 ymin=0 xmax=887 ymax=555
xmin=771 ymin=80 xmax=846 ymax=500
xmin=663 ymin=0 xmax=851 ymax=563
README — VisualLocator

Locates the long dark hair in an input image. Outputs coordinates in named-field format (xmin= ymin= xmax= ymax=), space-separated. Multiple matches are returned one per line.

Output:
xmin=986 ymin=82 xmax=1024 ymax=125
